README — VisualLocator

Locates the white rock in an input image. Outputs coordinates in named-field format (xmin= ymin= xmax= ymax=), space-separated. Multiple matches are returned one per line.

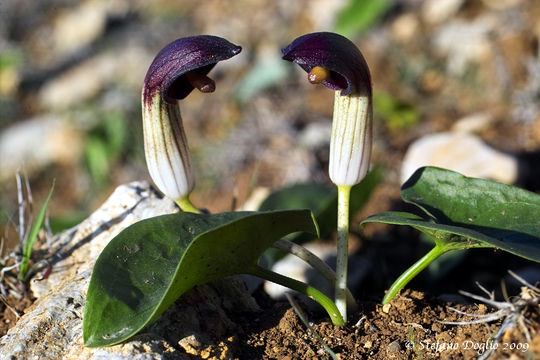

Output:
xmin=391 ymin=13 xmax=420 ymax=43
xmin=51 ymin=0 xmax=131 ymax=60
xmin=451 ymin=112 xmax=494 ymax=134
xmin=401 ymin=132 xmax=519 ymax=184
xmin=0 ymin=115 xmax=82 ymax=183
xmin=38 ymin=46 xmax=151 ymax=110
xmin=0 ymin=181 xmax=259 ymax=359
xmin=421 ymin=0 xmax=464 ymax=25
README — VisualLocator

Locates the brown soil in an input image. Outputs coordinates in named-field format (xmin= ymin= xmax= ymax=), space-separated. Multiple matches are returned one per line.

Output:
xmin=0 ymin=292 xmax=33 ymax=337
xmin=3 ymin=276 xmax=539 ymax=359
xmin=231 ymin=289 xmax=540 ymax=360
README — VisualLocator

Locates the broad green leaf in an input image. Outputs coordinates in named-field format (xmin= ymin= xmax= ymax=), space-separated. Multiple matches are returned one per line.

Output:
xmin=402 ymin=167 xmax=540 ymax=242
xmin=83 ymin=209 xmax=317 ymax=347
xmin=362 ymin=167 xmax=540 ymax=261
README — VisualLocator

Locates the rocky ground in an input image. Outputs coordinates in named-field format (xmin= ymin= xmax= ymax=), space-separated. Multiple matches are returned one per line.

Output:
xmin=1 ymin=0 xmax=540 ymax=359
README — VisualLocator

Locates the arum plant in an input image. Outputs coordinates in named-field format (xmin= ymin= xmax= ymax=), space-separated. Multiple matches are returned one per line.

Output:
xmin=84 ymin=35 xmax=351 ymax=348
xmin=282 ymin=32 xmax=373 ymax=322
xmin=142 ymin=35 xmax=241 ymax=213
xmin=141 ymin=35 xmax=348 ymax=299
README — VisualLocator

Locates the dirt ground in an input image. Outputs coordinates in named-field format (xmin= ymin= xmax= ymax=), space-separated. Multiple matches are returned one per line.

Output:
xmin=1 ymin=285 xmax=539 ymax=360
xmin=236 ymin=289 xmax=540 ymax=359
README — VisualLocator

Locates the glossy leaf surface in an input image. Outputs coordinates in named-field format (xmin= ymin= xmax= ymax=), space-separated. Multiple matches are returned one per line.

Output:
xmin=84 ymin=209 xmax=317 ymax=347
xmin=362 ymin=167 xmax=540 ymax=260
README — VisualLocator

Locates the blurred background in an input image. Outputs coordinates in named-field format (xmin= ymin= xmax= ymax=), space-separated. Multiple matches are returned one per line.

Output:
xmin=1 ymin=0 xmax=539 ymax=259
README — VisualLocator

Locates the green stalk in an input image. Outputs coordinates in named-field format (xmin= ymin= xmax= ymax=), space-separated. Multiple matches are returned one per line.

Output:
xmin=382 ymin=244 xmax=447 ymax=304
xmin=175 ymin=195 xmax=200 ymax=214
xmin=248 ymin=265 xmax=344 ymax=326
xmin=335 ymin=184 xmax=351 ymax=322
xmin=273 ymin=239 xmax=357 ymax=311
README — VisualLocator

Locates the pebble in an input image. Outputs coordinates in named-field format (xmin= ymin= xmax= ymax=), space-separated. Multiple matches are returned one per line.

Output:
xmin=0 ymin=115 xmax=82 ymax=183
xmin=386 ymin=340 xmax=402 ymax=357
xmin=451 ymin=112 xmax=494 ymax=134
xmin=391 ymin=13 xmax=420 ymax=43
xmin=401 ymin=132 xmax=519 ymax=184
xmin=38 ymin=46 xmax=151 ymax=110
xmin=421 ymin=0 xmax=464 ymax=25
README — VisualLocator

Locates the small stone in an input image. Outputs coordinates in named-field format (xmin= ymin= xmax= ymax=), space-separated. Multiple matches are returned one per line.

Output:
xmin=421 ymin=0 xmax=464 ymax=24
xmin=386 ymin=340 xmax=402 ymax=357
xmin=179 ymin=335 xmax=202 ymax=355
xmin=391 ymin=13 xmax=420 ymax=43
xmin=199 ymin=348 xmax=211 ymax=359
xmin=364 ymin=340 xmax=372 ymax=348
xmin=477 ymin=303 xmax=488 ymax=315
xmin=382 ymin=303 xmax=392 ymax=314
xmin=451 ymin=113 xmax=493 ymax=134
xmin=38 ymin=46 xmax=151 ymax=110
xmin=401 ymin=132 xmax=519 ymax=184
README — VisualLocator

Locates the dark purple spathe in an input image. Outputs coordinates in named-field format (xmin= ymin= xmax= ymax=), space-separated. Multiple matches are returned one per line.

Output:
xmin=143 ymin=35 xmax=242 ymax=104
xmin=281 ymin=32 xmax=371 ymax=97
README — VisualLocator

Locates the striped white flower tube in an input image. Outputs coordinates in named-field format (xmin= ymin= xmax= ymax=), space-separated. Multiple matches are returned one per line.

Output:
xmin=142 ymin=95 xmax=194 ymax=202
xmin=141 ymin=36 xmax=241 ymax=210
xmin=329 ymin=92 xmax=372 ymax=186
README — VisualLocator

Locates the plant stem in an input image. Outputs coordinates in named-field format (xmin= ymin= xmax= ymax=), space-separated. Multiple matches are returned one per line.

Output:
xmin=248 ymin=265 xmax=344 ymax=326
xmin=335 ymin=184 xmax=351 ymax=323
xmin=175 ymin=195 xmax=200 ymax=214
xmin=382 ymin=245 xmax=447 ymax=305
xmin=273 ymin=239 xmax=357 ymax=311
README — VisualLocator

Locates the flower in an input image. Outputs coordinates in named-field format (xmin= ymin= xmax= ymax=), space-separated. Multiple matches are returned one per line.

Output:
xmin=142 ymin=35 xmax=241 ymax=206
xmin=282 ymin=32 xmax=372 ymax=186
xmin=282 ymin=32 xmax=373 ymax=322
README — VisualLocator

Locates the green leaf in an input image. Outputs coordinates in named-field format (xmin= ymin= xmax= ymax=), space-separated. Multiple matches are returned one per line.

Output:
xmin=362 ymin=167 xmax=540 ymax=261
xmin=83 ymin=209 xmax=318 ymax=347
xmin=19 ymin=181 xmax=55 ymax=281
xmin=334 ymin=0 xmax=392 ymax=38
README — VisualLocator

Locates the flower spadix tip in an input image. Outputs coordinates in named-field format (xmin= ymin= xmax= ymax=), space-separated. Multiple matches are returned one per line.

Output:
xmin=185 ymin=71 xmax=216 ymax=93
xmin=308 ymin=66 xmax=331 ymax=85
